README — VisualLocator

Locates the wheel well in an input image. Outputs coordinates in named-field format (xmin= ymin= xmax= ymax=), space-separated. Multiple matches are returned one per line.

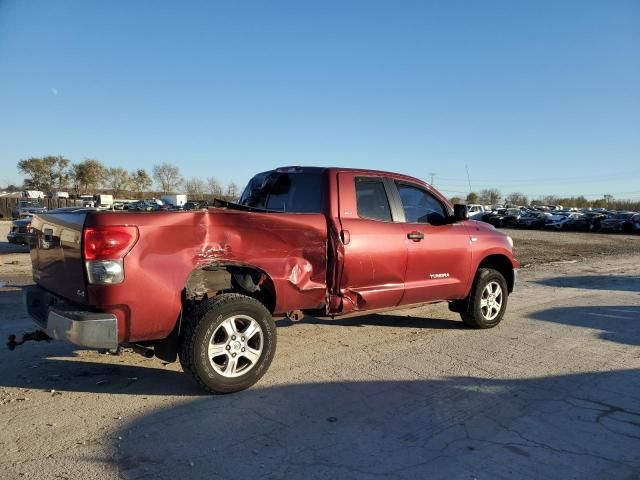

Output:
xmin=184 ymin=264 xmax=276 ymax=313
xmin=478 ymin=255 xmax=515 ymax=293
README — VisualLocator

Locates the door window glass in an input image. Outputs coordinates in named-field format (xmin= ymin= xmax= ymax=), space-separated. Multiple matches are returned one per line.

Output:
xmin=355 ymin=179 xmax=392 ymax=221
xmin=396 ymin=183 xmax=448 ymax=224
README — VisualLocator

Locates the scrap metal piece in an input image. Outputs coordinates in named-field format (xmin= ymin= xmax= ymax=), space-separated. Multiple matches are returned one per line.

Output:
xmin=286 ymin=310 xmax=304 ymax=322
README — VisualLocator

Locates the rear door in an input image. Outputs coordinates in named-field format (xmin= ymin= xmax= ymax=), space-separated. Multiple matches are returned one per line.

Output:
xmin=336 ymin=172 xmax=407 ymax=311
xmin=29 ymin=212 xmax=87 ymax=304
xmin=391 ymin=181 xmax=472 ymax=304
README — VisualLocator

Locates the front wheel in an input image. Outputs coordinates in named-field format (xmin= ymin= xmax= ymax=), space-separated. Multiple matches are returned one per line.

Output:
xmin=179 ymin=293 xmax=277 ymax=394
xmin=460 ymin=268 xmax=509 ymax=329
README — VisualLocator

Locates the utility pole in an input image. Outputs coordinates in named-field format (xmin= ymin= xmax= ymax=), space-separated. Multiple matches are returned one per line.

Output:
xmin=428 ymin=172 xmax=436 ymax=186
xmin=465 ymin=164 xmax=472 ymax=193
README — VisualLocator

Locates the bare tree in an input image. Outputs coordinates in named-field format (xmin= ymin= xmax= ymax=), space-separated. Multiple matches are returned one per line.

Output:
xmin=130 ymin=169 xmax=152 ymax=199
xmin=184 ymin=178 xmax=206 ymax=197
xmin=152 ymin=162 xmax=183 ymax=194
xmin=505 ymin=192 xmax=528 ymax=206
xmin=479 ymin=188 xmax=502 ymax=205
xmin=225 ymin=181 xmax=239 ymax=199
xmin=540 ymin=195 xmax=559 ymax=206
xmin=104 ymin=167 xmax=130 ymax=197
xmin=206 ymin=177 xmax=223 ymax=197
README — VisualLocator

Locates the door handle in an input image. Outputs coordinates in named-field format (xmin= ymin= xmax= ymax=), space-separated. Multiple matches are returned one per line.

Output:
xmin=340 ymin=230 xmax=351 ymax=245
xmin=407 ymin=231 xmax=424 ymax=241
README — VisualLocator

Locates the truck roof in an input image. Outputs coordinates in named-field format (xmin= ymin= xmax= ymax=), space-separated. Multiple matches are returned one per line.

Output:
xmin=274 ymin=166 xmax=431 ymax=188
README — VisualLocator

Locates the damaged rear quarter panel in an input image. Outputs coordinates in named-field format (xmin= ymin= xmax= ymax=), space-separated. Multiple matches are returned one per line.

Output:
xmin=86 ymin=209 xmax=327 ymax=343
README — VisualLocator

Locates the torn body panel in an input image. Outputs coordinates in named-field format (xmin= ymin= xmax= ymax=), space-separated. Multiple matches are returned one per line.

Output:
xmin=85 ymin=209 xmax=328 ymax=343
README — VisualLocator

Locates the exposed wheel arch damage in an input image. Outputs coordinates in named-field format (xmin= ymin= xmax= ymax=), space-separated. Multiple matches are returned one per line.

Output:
xmin=184 ymin=262 xmax=277 ymax=313
xmin=151 ymin=263 xmax=278 ymax=363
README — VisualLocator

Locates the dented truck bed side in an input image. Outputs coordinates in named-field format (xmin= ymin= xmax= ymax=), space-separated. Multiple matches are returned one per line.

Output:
xmin=82 ymin=209 xmax=328 ymax=343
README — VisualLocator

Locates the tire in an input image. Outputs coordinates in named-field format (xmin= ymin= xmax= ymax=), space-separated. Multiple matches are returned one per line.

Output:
xmin=460 ymin=268 xmax=509 ymax=329
xmin=179 ymin=293 xmax=277 ymax=394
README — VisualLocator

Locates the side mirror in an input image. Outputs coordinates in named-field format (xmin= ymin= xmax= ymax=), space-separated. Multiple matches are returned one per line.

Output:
xmin=453 ymin=204 xmax=468 ymax=222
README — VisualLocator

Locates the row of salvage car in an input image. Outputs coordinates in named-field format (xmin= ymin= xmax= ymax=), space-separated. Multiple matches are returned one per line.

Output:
xmin=468 ymin=205 xmax=640 ymax=233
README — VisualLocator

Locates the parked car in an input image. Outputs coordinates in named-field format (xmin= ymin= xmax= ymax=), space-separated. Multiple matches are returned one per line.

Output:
xmin=486 ymin=208 xmax=522 ymax=228
xmin=544 ymin=212 xmax=576 ymax=230
xmin=127 ymin=200 xmax=158 ymax=211
xmin=6 ymin=217 xmax=32 ymax=244
xmin=514 ymin=211 xmax=551 ymax=229
xmin=21 ymin=166 xmax=519 ymax=394
xmin=564 ymin=212 xmax=608 ymax=232
xmin=11 ymin=200 xmax=47 ymax=218
xmin=183 ymin=200 xmax=209 ymax=210
xmin=599 ymin=212 xmax=640 ymax=233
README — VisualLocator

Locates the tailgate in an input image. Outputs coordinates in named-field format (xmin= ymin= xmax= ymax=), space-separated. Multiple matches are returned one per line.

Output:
xmin=29 ymin=212 xmax=87 ymax=304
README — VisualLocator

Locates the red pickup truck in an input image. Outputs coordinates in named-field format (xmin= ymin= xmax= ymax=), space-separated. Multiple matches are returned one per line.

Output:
xmin=23 ymin=167 xmax=518 ymax=393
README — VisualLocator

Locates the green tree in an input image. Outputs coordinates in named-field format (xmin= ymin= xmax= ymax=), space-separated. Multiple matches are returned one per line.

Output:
xmin=449 ymin=196 xmax=463 ymax=205
xmin=153 ymin=162 xmax=183 ymax=194
xmin=130 ymin=169 xmax=152 ymax=198
xmin=17 ymin=155 xmax=70 ymax=191
xmin=466 ymin=192 xmax=479 ymax=204
xmin=71 ymin=159 xmax=106 ymax=194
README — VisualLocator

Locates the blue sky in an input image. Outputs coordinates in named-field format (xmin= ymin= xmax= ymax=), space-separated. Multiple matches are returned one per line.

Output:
xmin=1 ymin=0 xmax=638 ymax=199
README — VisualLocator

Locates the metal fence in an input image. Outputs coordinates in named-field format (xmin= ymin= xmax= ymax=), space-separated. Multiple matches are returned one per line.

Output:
xmin=0 ymin=198 xmax=84 ymax=219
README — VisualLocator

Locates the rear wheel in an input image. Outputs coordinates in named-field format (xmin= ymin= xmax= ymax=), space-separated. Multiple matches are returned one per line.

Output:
xmin=460 ymin=268 xmax=509 ymax=329
xmin=179 ymin=293 xmax=277 ymax=394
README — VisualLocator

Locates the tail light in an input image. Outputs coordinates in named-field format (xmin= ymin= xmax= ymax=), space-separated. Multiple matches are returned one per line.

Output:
xmin=83 ymin=226 xmax=138 ymax=285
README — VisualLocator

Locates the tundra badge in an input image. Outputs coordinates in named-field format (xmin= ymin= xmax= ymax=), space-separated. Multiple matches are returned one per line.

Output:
xmin=430 ymin=273 xmax=450 ymax=279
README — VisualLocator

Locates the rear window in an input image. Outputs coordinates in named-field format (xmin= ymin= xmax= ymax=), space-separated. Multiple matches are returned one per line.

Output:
xmin=239 ymin=171 xmax=323 ymax=213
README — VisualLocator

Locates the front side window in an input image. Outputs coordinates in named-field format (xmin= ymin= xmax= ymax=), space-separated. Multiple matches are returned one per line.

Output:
xmin=396 ymin=183 xmax=448 ymax=225
xmin=355 ymin=178 xmax=392 ymax=222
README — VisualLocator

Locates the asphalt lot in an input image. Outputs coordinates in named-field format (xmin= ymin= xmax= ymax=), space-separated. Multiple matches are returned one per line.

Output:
xmin=0 ymin=221 xmax=639 ymax=479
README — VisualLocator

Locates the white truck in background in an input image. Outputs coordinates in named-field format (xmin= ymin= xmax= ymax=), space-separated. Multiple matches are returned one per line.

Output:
xmin=22 ymin=190 xmax=45 ymax=199
xmin=160 ymin=194 xmax=187 ymax=207
xmin=467 ymin=204 xmax=489 ymax=220
xmin=94 ymin=194 xmax=114 ymax=209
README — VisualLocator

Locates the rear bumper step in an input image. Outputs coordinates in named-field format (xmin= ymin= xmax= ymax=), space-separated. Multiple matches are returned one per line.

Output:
xmin=24 ymin=286 xmax=118 ymax=350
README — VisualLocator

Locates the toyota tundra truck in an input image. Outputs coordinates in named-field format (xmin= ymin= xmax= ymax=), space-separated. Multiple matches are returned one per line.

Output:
xmin=21 ymin=167 xmax=519 ymax=393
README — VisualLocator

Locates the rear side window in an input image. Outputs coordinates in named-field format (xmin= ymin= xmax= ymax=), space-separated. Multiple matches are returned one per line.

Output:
xmin=355 ymin=178 xmax=392 ymax=222
xmin=396 ymin=183 xmax=448 ymax=224
xmin=239 ymin=172 xmax=323 ymax=213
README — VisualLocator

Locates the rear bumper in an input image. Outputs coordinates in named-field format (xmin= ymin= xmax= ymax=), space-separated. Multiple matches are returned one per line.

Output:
xmin=23 ymin=285 xmax=118 ymax=349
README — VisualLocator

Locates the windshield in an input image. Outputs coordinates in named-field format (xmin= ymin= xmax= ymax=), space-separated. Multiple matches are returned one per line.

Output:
xmin=239 ymin=171 xmax=323 ymax=213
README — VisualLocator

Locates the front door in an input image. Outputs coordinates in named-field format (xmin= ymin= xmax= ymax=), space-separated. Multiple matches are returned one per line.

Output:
xmin=391 ymin=181 xmax=472 ymax=305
